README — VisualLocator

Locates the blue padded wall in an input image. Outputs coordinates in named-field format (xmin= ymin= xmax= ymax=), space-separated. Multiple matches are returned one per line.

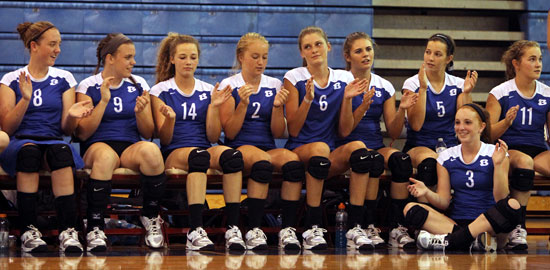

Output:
xmin=0 ymin=1 xmax=370 ymax=88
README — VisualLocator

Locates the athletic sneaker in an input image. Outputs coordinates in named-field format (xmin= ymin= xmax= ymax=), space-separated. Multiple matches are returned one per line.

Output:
xmin=245 ymin=228 xmax=268 ymax=250
xmin=302 ymin=225 xmax=327 ymax=250
xmin=365 ymin=224 xmax=386 ymax=247
xmin=416 ymin=230 xmax=448 ymax=251
xmin=59 ymin=228 xmax=83 ymax=253
xmin=20 ymin=225 xmax=48 ymax=253
xmin=225 ymin=225 xmax=246 ymax=250
xmin=389 ymin=225 xmax=415 ymax=249
xmin=186 ymin=227 xmax=215 ymax=251
xmin=140 ymin=215 xmax=165 ymax=249
xmin=506 ymin=225 xmax=528 ymax=250
xmin=346 ymin=225 xmax=374 ymax=250
xmin=278 ymin=227 xmax=301 ymax=250
xmin=86 ymin=227 xmax=107 ymax=252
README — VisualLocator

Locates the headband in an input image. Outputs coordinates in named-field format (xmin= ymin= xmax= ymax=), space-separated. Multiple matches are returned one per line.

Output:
xmin=26 ymin=25 xmax=55 ymax=48
xmin=463 ymin=103 xmax=486 ymax=123
xmin=100 ymin=34 xmax=132 ymax=62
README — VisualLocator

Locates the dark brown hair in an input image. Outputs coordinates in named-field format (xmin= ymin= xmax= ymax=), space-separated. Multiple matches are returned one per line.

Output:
xmin=501 ymin=40 xmax=540 ymax=80
xmin=343 ymin=31 xmax=375 ymax=71
xmin=428 ymin=33 xmax=456 ymax=72
xmin=94 ymin=33 xmax=141 ymax=89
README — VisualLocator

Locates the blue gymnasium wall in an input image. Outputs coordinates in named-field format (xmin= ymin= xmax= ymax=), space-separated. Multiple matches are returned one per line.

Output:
xmin=522 ymin=0 xmax=550 ymax=85
xmin=0 ymin=1 xmax=373 ymax=87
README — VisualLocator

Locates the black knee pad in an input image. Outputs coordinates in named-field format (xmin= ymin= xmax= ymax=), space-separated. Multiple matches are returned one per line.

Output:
xmin=188 ymin=148 xmax=210 ymax=173
xmin=307 ymin=156 xmax=331 ymax=180
xmin=483 ymin=198 xmax=522 ymax=234
xmin=417 ymin=158 xmax=438 ymax=186
xmin=404 ymin=204 xmax=429 ymax=229
xmin=219 ymin=149 xmax=244 ymax=174
xmin=388 ymin=152 xmax=413 ymax=183
xmin=368 ymin=150 xmax=385 ymax=177
xmin=282 ymin=161 xmax=305 ymax=183
xmin=16 ymin=144 xmax=42 ymax=172
xmin=349 ymin=148 xmax=370 ymax=174
xmin=250 ymin=160 xmax=273 ymax=184
xmin=45 ymin=144 xmax=74 ymax=171
xmin=510 ymin=168 xmax=535 ymax=192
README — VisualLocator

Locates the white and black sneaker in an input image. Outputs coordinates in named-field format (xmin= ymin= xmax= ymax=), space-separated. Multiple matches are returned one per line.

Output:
xmin=302 ymin=225 xmax=327 ymax=250
xmin=59 ymin=228 xmax=83 ymax=253
xmin=278 ymin=227 xmax=301 ymax=250
xmin=365 ymin=224 xmax=386 ymax=248
xmin=140 ymin=215 xmax=165 ymax=249
xmin=225 ymin=225 xmax=246 ymax=250
xmin=506 ymin=225 xmax=528 ymax=250
xmin=186 ymin=227 xmax=215 ymax=251
xmin=86 ymin=227 xmax=107 ymax=252
xmin=245 ymin=228 xmax=268 ymax=250
xmin=20 ymin=225 xmax=48 ymax=253
xmin=389 ymin=225 xmax=416 ymax=249
xmin=346 ymin=225 xmax=374 ymax=250
xmin=416 ymin=230 xmax=448 ymax=251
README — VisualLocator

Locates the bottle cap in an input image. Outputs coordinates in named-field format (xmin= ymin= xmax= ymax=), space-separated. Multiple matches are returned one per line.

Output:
xmin=0 ymin=213 xmax=6 ymax=218
xmin=338 ymin=203 xmax=345 ymax=210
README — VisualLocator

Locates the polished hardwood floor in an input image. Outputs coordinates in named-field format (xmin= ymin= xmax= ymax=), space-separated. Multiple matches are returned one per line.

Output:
xmin=2 ymin=236 xmax=549 ymax=270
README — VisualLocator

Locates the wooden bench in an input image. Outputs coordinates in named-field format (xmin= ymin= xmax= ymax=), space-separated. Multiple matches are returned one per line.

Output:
xmin=1 ymin=167 xmax=549 ymax=244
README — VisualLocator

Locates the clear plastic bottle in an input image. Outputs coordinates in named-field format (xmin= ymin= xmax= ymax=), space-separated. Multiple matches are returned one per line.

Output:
xmin=436 ymin=138 xmax=447 ymax=154
xmin=335 ymin=203 xmax=348 ymax=249
xmin=0 ymin=213 xmax=9 ymax=250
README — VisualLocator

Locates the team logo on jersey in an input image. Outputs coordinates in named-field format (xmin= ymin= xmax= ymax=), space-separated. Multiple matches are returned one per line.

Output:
xmin=449 ymin=89 xmax=457 ymax=96
xmin=539 ymin=99 xmax=547 ymax=106
xmin=334 ymin=82 xmax=341 ymax=90
xmin=480 ymin=159 xmax=489 ymax=166
xmin=50 ymin=79 xmax=58 ymax=86
xmin=128 ymin=86 xmax=136 ymax=93
xmin=199 ymin=93 xmax=208 ymax=101
xmin=449 ymin=157 xmax=456 ymax=162
xmin=265 ymin=90 xmax=273 ymax=97
xmin=375 ymin=91 xmax=382 ymax=98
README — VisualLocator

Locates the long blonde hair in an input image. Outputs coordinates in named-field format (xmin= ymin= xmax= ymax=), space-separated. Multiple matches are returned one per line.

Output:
xmin=233 ymin=32 xmax=269 ymax=70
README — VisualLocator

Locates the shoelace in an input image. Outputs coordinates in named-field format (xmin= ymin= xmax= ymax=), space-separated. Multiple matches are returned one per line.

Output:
xmin=429 ymin=235 xmax=448 ymax=248
xmin=367 ymin=226 xmax=381 ymax=236
xmin=91 ymin=228 xmax=106 ymax=239
xmin=251 ymin=228 xmax=267 ymax=240
xmin=282 ymin=227 xmax=297 ymax=239
xmin=147 ymin=217 xmax=164 ymax=235
xmin=64 ymin=228 xmax=78 ymax=239
xmin=352 ymin=226 xmax=367 ymax=237
xmin=228 ymin=226 xmax=241 ymax=239
xmin=196 ymin=227 xmax=208 ymax=237
xmin=27 ymin=225 xmax=42 ymax=239
xmin=311 ymin=227 xmax=327 ymax=237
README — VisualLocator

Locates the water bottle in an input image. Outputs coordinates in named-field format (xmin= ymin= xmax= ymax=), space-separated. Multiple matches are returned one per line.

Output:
xmin=0 ymin=214 xmax=9 ymax=250
xmin=435 ymin=138 xmax=447 ymax=154
xmin=335 ymin=203 xmax=347 ymax=249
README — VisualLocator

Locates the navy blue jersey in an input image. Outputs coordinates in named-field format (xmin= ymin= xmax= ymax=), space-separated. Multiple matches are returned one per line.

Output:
xmin=0 ymin=66 xmax=77 ymax=137
xmin=437 ymin=143 xmax=497 ymax=220
xmin=337 ymin=72 xmax=394 ymax=150
xmin=0 ymin=66 xmax=83 ymax=176
xmin=150 ymin=77 xmax=213 ymax=152
xmin=490 ymin=79 xmax=550 ymax=149
xmin=76 ymin=74 xmax=150 ymax=146
xmin=284 ymin=67 xmax=354 ymax=150
xmin=219 ymin=73 xmax=281 ymax=149
xmin=403 ymin=73 xmax=463 ymax=149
